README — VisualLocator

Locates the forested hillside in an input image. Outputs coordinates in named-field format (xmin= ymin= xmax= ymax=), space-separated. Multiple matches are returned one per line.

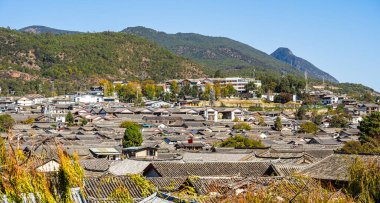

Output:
xmin=0 ymin=28 xmax=205 ymax=96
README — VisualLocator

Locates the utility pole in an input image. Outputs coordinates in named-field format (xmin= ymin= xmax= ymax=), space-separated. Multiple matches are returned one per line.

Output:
xmin=304 ymin=71 xmax=308 ymax=93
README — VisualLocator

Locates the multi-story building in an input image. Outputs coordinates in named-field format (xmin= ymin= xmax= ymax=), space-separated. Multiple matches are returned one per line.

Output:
xmin=164 ymin=77 xmax=262 ymax=93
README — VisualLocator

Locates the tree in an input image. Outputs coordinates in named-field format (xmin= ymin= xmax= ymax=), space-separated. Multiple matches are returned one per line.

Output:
xmin=224 ymin=83 xmax=237 ymax=98
xmin=358 ymin=112 xmax=380 ymax=142
xmin=0 ymin=114 xmax=15 ymax=132
xmin=80 ymin=118 xmax=88 ymax=126
xmin=220 ymin=135 xmax=263 ymax=148
xmin=232 ymin=122 xmax=252 ymax=131
xmin=142 ymin=80 xmax=156 ymax=100
xmin=296 ymin=106 xmax=307 ymax=120
xmin=99 ymin=79 xmax=114 ymax=97
xmin=299 ymin=121 xmax=318 ymax=134
xmin=244 ymin=81 xmax=256 ymax=93
xmin=214 ymin=69 xmax=224 ymax=78
xmin=274 ymin=116 xmax=282 ymax=131
xmin=190 ymin=86 xmax=199 ymax=98
xmin=214 ymin=82 xmax=221 ymax=100
xmin=330 ymin=115 xmax=349 ymax=128
xmin=65 ymin=111 xmax=74 ymax=126
xmin=121 ymin=121 xmax=143 ymax=147
xmin=274 ymin=93 xmax=292 ymax=104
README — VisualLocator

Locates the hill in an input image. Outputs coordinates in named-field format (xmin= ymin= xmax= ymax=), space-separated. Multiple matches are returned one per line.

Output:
xmin=271 ymin=47 xmax=338 ymax=83
xmin=18 ymin=25 xmax=81 ymax=35
xmin=122 ymin=26 xmax=336 ymax=81
xmin=0 ymin=28 xmax=205 ymax=96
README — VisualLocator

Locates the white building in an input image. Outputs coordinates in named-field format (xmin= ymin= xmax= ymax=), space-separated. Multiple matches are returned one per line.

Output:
xmin=73 ymin=94 xmax=104 ymax=103
xmin=17 ymin=97 xmax=34 ymax=106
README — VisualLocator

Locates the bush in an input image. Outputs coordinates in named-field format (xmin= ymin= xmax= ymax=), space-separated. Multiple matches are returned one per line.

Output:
xmin=248 ymin=106 xmax=264 ymax=111
xmin=347 ymin=157 xmax=380 ymax=202
xmin=0 ymin=114 xmax=15 ymax=132
xmin=232 ymin=122 xmax=251 ymax=131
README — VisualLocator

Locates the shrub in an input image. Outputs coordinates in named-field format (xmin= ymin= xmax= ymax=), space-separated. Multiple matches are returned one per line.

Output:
xmin=232 ymin=122 xmax=252 ymax=131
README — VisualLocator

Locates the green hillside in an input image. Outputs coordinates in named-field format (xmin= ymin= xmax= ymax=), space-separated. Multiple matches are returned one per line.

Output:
xmin=0 ymin=28 xmax=205 ymax=96
xmin=123 ymin=26 xmax=308 ymax=77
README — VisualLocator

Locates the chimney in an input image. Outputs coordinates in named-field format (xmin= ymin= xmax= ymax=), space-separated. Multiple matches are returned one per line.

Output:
xmin=188 ymin=137 xmax=193 ymax=144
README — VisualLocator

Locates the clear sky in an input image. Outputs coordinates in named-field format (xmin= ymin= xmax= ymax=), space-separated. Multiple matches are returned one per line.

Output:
xmin=1 ymin=0 xmax=379 ymax=91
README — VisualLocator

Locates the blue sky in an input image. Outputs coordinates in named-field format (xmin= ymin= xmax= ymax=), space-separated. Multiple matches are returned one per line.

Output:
xmin=1 ymin=0 xmax=379 ymax=91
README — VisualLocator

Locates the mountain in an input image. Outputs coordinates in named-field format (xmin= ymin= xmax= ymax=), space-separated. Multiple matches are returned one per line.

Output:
xmin=122 ymin=26 xmax=306 ymax=77
xmin=19 ymin=25 xmax=81 ymax=35
xmin=0 ymin=28 xmax=205 ymax=95
xmin=271 ymin=47 xmax=338 ymax=83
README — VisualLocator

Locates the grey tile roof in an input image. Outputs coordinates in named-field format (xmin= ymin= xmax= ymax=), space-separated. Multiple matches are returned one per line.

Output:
xmin=301 ymin=154 xmax=380 ymax=181
xmin=145 ymin=161 xmax=273 ymax=177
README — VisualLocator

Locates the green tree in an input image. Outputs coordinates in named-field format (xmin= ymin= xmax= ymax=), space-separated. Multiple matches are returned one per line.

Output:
xmin=214 ymin=82 xmax=221 ymax=100
xmin=65 ymin=111 xmax=74 ymax=126
xmin=330 ymin=115 xmax=349 ymax=128
xmin=358 ymin=112 xmax=380 ymax=142
xmin=274 ymin=116 xmax=282 ymax=131
xmin=142 ymin=80 xmax=156 ymax=100
xmin=296 ymin=106 xmax=307 ymax=120
xmin=214 ymin=69 xmax=224 ymax=78
xmin=121 ymin=121 xmax=143 ymax=147
xmin=299 ymin=121 xmax=318 ymax=134
xmin=0 ymin=114 xmax=15 ymax=132
xmin=220 ymin=135 xmax=263 ymax=148
xmin=225 ymin=83 xmax=237 ymax=98
xmin=244 ymin=81 xmax=256 ymax=92
xmin=80 ymin=118 xmax=88 ymax=126
xmin=190 ymin=85 xmax=199 ymax=98
xmin=274 ymin=93 xmax=292 ymax=104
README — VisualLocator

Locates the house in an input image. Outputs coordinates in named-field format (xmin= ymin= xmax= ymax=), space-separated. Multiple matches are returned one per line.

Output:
xmin=360 ymin=103 xmax=380 ymax=114
xmin=36 ymin=159 xmax=60 ymax=173
xmin=73 ymin=94 xmax=104 ymax=103
xmin=89 ymin=148 xmax=121 ymax=160
xmin=122 ymin=147 xmax=158 ymax=159
xmin=145 ymin=101 xmax=173 ymax=108
xmin=321 ymin=95 xmax=338 ymax=105
xmin=201 ymin=108 xmax=243 ymax=122
xmin=17 ymin=97 xmax=34 ymax=106
xmin=143 ymin=116 xmax=184 ymax=127
xmin=142 ymin=161 xmax=277 ymax=178
xmin=174 ymin=139 xmax=205 ymax=151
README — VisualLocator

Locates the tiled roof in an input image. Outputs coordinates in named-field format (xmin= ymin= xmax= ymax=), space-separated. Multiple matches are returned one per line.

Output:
xmin=146 ymin=161 xmax=273 ymax=177
xmin=147 ymin=177 xmax=187 ymax=192
xmin=84 ymin=176 xmax=153 ymax=202
xmin=301 ymin=154 xmax=380 ymax=181
xmin=108 ymin=159 xmax=151 ymax=176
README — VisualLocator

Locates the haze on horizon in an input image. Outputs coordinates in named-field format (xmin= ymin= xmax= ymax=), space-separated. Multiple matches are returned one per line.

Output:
xmin=0 ymin=0 xmax=379 ymax=91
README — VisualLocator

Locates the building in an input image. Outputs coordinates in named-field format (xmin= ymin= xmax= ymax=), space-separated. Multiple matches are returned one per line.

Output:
xmin=165 ymin=78 xmax=262 ymax=93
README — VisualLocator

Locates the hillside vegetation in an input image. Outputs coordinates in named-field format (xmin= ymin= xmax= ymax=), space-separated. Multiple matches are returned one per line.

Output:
xmin=0 ymin=28 xmax=205 ymax=95
xmin=123 ymin=26 xmax=305 ymax=77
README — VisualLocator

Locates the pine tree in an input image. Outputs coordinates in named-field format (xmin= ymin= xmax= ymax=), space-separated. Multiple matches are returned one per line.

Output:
xmin=65 ymin=111 xmax=74 ymax=126
xmin=274 ymin=116 xmax=282 ymax=131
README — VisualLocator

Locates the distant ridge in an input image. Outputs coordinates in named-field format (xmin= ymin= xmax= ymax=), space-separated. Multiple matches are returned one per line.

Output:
xmin=19 ymin=25 xmax=81 ymax=34
xmin=122 ymin=26 xmax=337 ymax=81
xmin=271 ymin=47 xmax=338 ymax=83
